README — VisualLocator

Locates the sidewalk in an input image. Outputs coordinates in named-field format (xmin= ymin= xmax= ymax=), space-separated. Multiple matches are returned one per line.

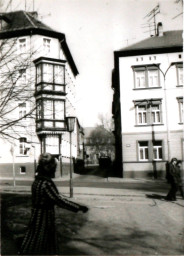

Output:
xmin=0 ymin=174 xmax=170 ymax=197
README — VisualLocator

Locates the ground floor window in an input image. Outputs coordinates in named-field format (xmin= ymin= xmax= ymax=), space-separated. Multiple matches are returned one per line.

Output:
xmin=138 ymin=141 xmax=149 ymax=161
xmin=20 ymin=166 xmax=26 ymax=174
xmin=138 ymin=140 xmax=163 ymax=161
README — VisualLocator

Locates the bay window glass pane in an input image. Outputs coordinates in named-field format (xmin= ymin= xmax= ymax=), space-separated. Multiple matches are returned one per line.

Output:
xmin=135 ymin=71 xmax=145 ymax=88
xmin=44 ymin=121 xmax=53 ymax=127
xmin=43 ymin=84 xmax=53 ymax=90
xmin=44 ymin=100 xmax=53 ymax=119
xmin=43 ymin=64 xmax=53 ymax=83
xmin=55 ymin=101 xmax=64 ymax=120
xmin=36 ymin=65 xmax=41 ymax=83
xmin=55 ymin=85 xmax=64 ymax=92
xmin=148 ymin=70 xmax=159 ymax=87
xmin=54 ymin=65 xmax=64 ymax=84
xmin=55 ymin=121 xmax=64 ymax=128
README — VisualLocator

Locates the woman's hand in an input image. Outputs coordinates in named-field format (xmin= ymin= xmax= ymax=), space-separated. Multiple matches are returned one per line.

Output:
xmin=79 ymin=205 xmax=89 ymax=213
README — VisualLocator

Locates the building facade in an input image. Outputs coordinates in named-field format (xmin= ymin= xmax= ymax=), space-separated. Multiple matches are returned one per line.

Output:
xmin=0 ymin=11 xmax=84 ymax=179
xmin=112 ymin=27 xmax=183 ymax=178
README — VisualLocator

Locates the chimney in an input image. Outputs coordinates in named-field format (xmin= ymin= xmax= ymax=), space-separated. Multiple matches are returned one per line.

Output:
xmin=157 ymin=22 xmax=163 ymax=37
xmin=29 ymin=12 xmax=38 ymax=19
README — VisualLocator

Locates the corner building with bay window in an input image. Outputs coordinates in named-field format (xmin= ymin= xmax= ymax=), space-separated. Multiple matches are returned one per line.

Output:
xmin=112 ymin=28 xmax=183 ymax=178
xmin=0 ymin=11 xmax=84 ymax=179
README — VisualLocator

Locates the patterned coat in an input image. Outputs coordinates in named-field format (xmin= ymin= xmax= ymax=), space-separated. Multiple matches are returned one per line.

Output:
xmin=19 ymin=175 xmax=81 ymax=255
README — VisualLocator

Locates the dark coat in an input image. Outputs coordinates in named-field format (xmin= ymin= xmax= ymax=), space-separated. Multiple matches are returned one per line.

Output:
xmin=19 ymin=175 xmax=81 ymax=255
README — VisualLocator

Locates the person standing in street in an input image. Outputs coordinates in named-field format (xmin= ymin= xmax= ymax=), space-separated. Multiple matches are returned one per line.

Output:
xmin=19 ymin=153 xmax=88 ymax=255
xmin=176 ymin=160 xmax=184 ymax=198
xmin=165 ymin=158 xmax=178 ymax=201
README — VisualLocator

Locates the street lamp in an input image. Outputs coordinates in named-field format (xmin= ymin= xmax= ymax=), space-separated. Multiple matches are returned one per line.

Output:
xmin=66 ymin=116 xmax=76 ymax=198
xmin=153 ymin=63 xmax=174 ymax=162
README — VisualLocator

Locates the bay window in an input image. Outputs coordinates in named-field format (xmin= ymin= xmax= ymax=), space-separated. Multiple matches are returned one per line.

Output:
xmin=35 ymin=61 xmax=65 ymax=93
xmin=36 ymin=98 xmax=65 ymax=130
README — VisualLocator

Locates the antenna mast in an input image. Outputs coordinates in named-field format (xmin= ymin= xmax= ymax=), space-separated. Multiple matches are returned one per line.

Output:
xmin=142 ymin=4 xmax=160 ymax=37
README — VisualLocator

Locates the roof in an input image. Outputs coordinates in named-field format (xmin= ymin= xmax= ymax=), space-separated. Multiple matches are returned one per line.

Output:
xmin=0 ymin=11 xmax=79 ymax=76
xmin=115 ymin=30 xmax=183 ymax=57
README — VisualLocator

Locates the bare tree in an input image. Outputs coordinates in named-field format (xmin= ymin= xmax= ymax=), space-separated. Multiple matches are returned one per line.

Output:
xmin=0 ymin=35 xmax=37 ymax=141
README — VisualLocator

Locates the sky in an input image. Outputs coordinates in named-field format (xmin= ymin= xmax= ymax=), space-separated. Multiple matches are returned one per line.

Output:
xmin=1 ymin=0 xmax=183 ymax=127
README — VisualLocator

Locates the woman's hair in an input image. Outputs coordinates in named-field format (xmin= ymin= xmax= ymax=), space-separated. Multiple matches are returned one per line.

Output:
xmin=171 ymin=158 xmax=177 ymax=164
xmin=36 ymin=153 xmax=57 ymax=177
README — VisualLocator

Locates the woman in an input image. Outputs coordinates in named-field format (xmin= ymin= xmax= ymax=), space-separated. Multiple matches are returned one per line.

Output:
xmin=19 ymin=153 xmax=88 ymax=255
xmin=165 ymin=158 xmax=178 ymax=201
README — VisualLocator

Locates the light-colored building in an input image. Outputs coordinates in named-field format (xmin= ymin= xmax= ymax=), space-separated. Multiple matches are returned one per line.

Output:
xmin=0 ymin=11 xmax=84 ymax=179
xmin=112 ymin=26 xmax=183 ymax=178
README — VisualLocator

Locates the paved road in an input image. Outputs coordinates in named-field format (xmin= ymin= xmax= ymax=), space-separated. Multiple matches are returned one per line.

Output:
xmin=1 ymin=193 xmax=184 ymax=255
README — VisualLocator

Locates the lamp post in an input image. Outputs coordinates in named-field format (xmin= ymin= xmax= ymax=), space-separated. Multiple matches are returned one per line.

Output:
xmin=66 ymin=116 xmax=76 ymax=198
xmin=154 ymin=63 xmax=174 ymax=162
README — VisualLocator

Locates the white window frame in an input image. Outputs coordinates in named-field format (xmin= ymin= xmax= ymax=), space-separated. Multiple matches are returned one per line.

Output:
xmin=153 ymin=141 xmax=162 ymax=160
xmin=18 ymin=37 xmax=27 ymax=53
xmin=135 ymin=70 xmax=146 ymax=88
xmin=138 ymin=141 xmax=149 ymax=161
xmin=177 ymin=97 xmax=183 ymax=123
xmin=20 ymin=166 xmax=26 ymax=174
xmin=137 ymin=105 xmax=147 ymax=124
xmin=19 ymin=138 xmax=27 ymax=155
xmin=176 ymin=64 xmax=183 ymax=86
xmin=151 ymin=104 xmax=161 ymax=124
xmin=19 ymin=102 xmax=27 ymax=119
xmin=133 ymin=65 xmax=160 ymax=89
xmin=43 ymin=38 xmax=51 ymax=53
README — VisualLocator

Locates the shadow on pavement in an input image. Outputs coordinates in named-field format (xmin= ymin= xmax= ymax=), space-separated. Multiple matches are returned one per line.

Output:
xmin=1 ymin=193 xmax=88 ymax=255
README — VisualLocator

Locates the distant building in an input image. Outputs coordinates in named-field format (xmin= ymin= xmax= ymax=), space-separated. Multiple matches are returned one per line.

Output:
xmin=0 ymin=11 xmax=84 ymax=179
xmin=84 ymin=126 xmax=115 ymax=165
xmin=112 ymin=25 xmax=183 ymax=178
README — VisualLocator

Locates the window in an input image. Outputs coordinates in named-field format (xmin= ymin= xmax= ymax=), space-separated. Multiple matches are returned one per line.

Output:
xmin=19 ymin=138 xmax=27 ymax=155
xmin=19 ymin=103 xmax=26 ymax=118
xmin=43 ymin=63 xmax=53 ymax=83
xmin=135 ymin=70 xmax=146 ymax=88
xmin=36 ymin=65 xmax=41 ymax=83
xmin=35 ymin=62 xmax=65 ymax=92
xmin=153 ymin=141 xmax=162 ymax=160
xmin=176 ymin=63 xmax=183 ymax=86
xmin=135 ymin=99 xmax=162 ymax=125
xmin=18 ymin=69 xmax=26 ymax=84
xmin=18 ymin=38 xmax=26 ymax=53
xmin=177 ymin=97 xmax=183 ymax=123
xmin=151 ymin=104 xmax=161 ymax=124
xmin=20 ymin=166 xmax=26 ymax=174
xmin=36 ymin=101 xmax=42 ymax=120
xmin=133 ymin=65 xmax=160 ymax=89
xmin=42 ymin=99 xmax=65 ymax=128
xmin=138 ymin=140 xmax=163 ymax=161
xmin=138 ymin=141 xmax=149 ymax=161
xmin=43 ymin=38 xmax=51 ymax=52
xmin=137 ymin=105 xmax=147 ymax=124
